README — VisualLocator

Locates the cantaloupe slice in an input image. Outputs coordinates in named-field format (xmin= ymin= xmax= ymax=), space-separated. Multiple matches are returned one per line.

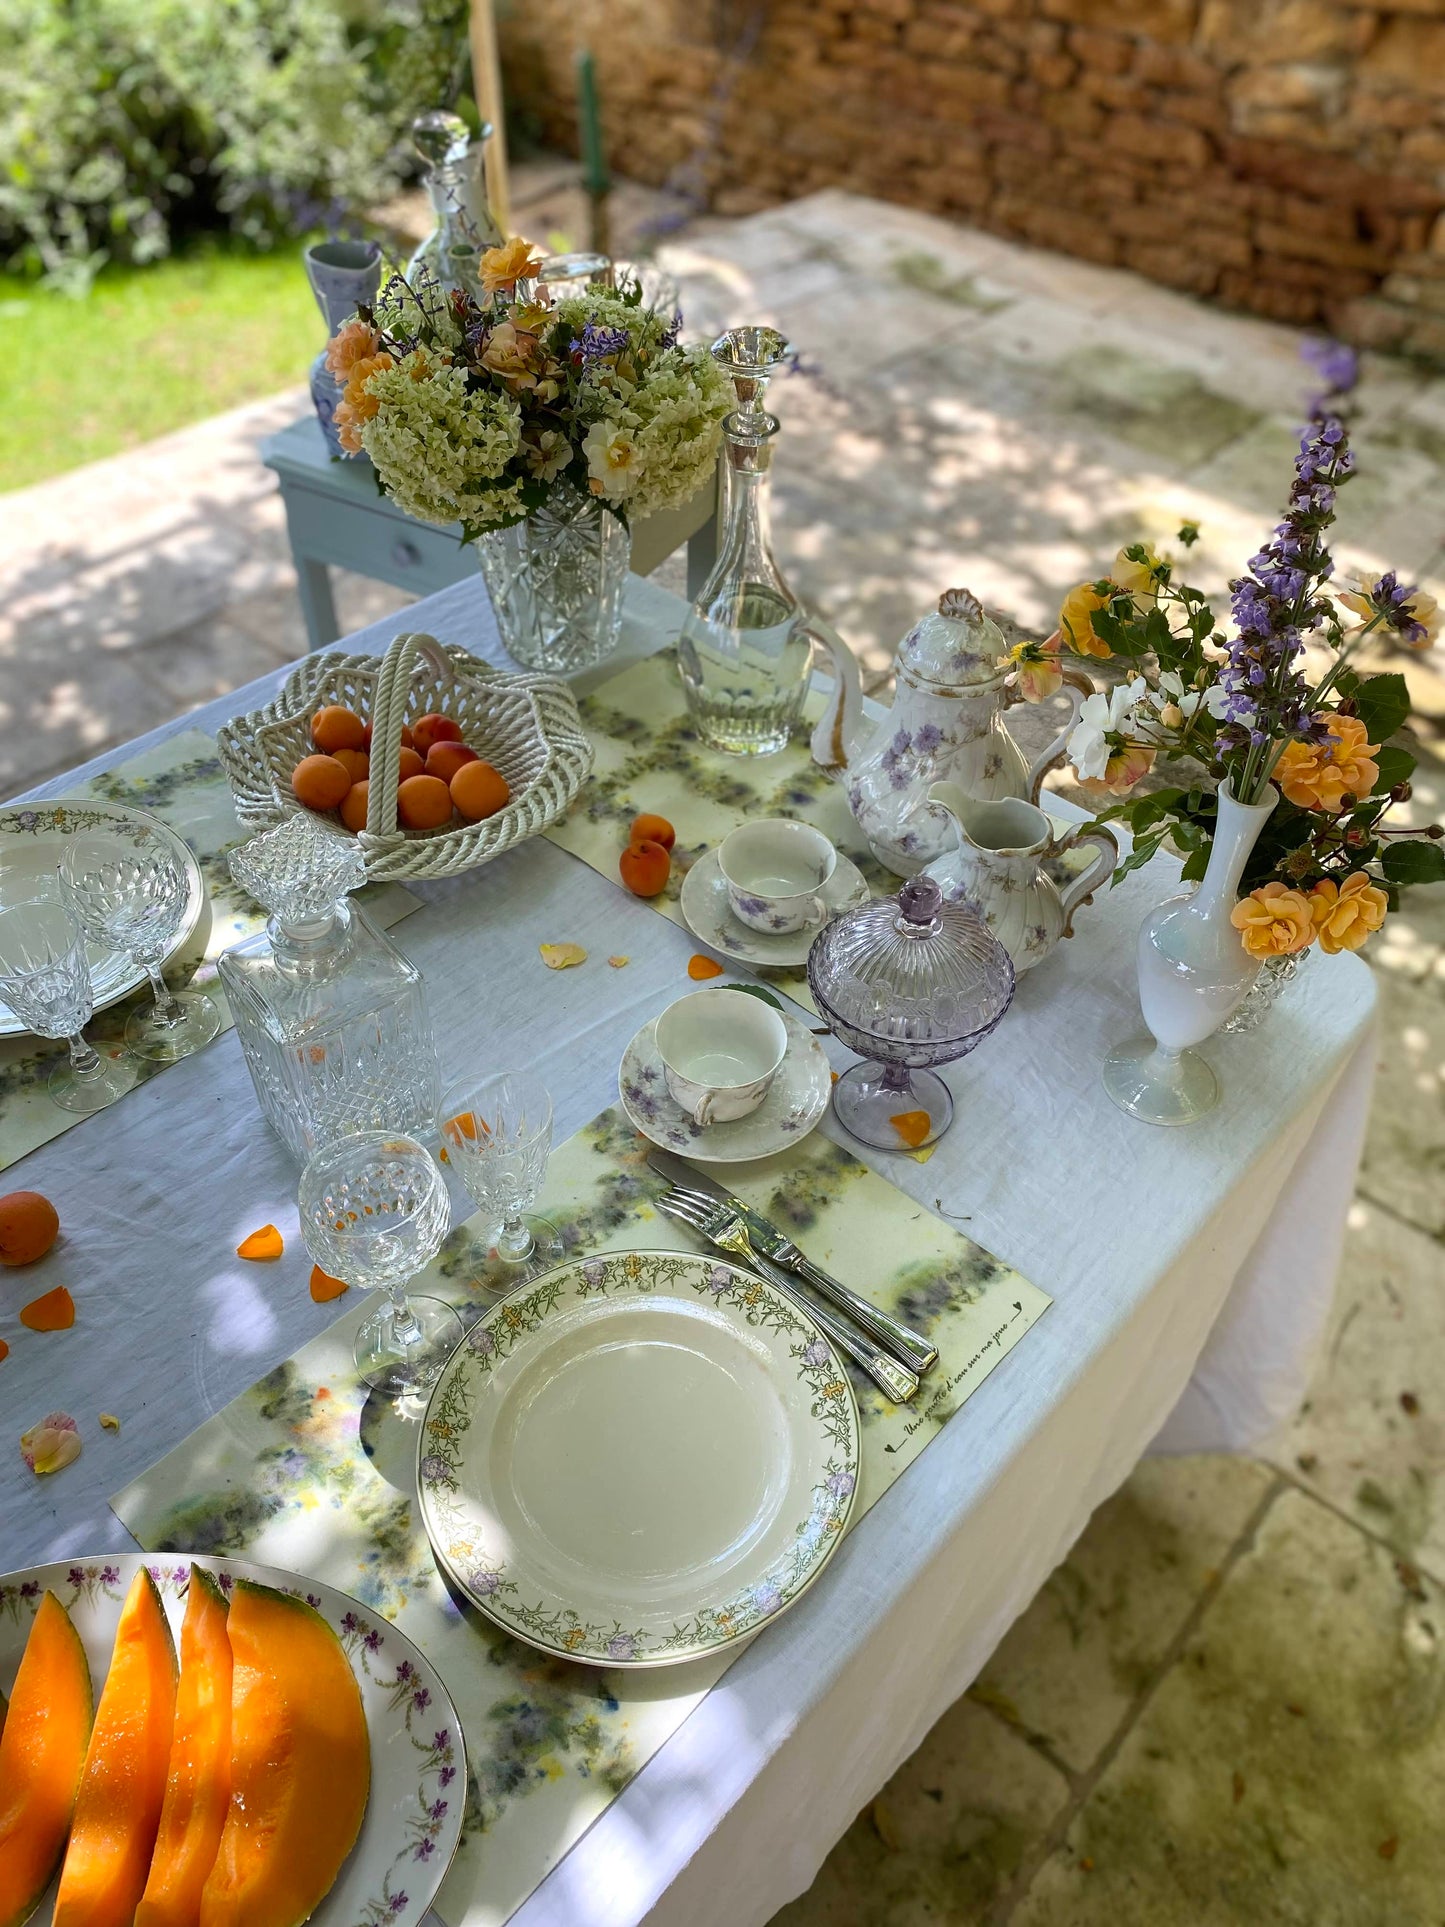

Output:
xmin=53 ymin=1567 xmax=177 ymax=1927
xmin=200 ymin=1581 xmax=369 ymax=1927
xmin=135 ymin=1567 xmax=233 ymax=1927
xmin=0 ymin=1591 xmax=93 ymax=1927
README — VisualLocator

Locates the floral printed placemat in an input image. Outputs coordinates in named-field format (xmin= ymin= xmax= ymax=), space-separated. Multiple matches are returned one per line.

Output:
xmin=542 ymin=650 xmax=896 ymax=1015
xmin=0 ymin=729 xmax=418 ymax=1175
xmin=112 ymin=1105 xmax=1050 ymax=1927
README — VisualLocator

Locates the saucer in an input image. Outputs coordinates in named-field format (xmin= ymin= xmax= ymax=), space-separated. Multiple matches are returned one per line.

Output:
xmin=679 ymin=847 xmax=872 ymax=968
xmin=619 ymin=1007 xmax=832 ymax=1162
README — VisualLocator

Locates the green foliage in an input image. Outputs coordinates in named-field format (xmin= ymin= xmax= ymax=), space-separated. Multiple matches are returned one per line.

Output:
xmin=1382 ymin=839 xmax=1445 ymax=887
xmin=0 ymin=0 xmax=470 ymax=293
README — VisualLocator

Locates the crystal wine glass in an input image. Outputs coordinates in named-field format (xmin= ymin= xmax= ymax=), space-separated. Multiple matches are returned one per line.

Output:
xmin=438 ymin=1070 xmax=562 ymax=1288
xmin=60 ymin=829 xmax=221 ymax=1062
xmin=299 ymin=1131 xmax=462 ymax=1407
xmin=0 ymin=874 xmax=137 ymax=1113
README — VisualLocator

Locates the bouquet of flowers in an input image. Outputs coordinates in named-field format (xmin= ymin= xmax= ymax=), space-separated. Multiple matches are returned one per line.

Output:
xmin=322 ymin=238 xmax=733 ymax=538
xmin=1004 ymin=405 xmax=1444 ymax=964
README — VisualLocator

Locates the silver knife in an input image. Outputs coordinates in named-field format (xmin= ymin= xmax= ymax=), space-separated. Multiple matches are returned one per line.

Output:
xmin=646 ymin=1149 xmax=939 ymax=1374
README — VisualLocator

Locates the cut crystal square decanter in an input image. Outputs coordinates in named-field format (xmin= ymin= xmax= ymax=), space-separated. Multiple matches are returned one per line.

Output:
xmin=219 ymin=815 xmax=440 ymax=1162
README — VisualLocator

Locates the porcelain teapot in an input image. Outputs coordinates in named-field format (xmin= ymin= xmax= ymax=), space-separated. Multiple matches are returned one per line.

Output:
xmin=810 ymin=589 xmax=1093 ymax=876
xmin=922 ymin=782 xmax=1117 ymax=973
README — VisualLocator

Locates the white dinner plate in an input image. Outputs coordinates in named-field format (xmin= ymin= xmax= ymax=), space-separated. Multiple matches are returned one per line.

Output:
xmin=618 ymin=1006 xmax=832 ymax=1162
xmin=0 ymin=1552 xmax=464 ymax=1925
xmin=418 ymin=1249 xmax=860 ymax=1667
xmin=679 ymin=845 xmax=871 ymax=967
xmin=0 ymin=798 xmax=206 ymax=1038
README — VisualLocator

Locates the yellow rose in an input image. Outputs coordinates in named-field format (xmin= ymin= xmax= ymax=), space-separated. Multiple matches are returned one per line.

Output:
xmin=1078 ymin=742 xmax=1155 ymax=796
xmin=1310 ymin=872 xmax=1388 ymax=954
xmin=1111 ymin=543 xmax=1164 ymax=604
xmin=1005 ymin=635 xmax=1063 ymax=703
xmin=480 ymin=236 xmax=545 ymax=294
xmin=1230 ymin=882 xmax=1317 ymax=959
xmin=1339 ymin=575 xmax=1441 ymax=651
xmin=1273 ymin=714 xmax=1379 ymax=813
xmin=1058 ymin=582 xmax=1113 ymax=658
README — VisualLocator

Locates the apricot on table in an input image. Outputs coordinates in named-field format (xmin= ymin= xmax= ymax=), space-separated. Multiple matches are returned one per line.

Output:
xmin=329 ymin=747 xmax=369 ymax=786
xmin=339 ymin=781 xmax=371 ymax=834
xmin=361 ymin=721 xmax=414 ymax=753
xmin=292 ymin=756 xmax=352 ymax=813
xmin=310 ymin=706 xmax=366 ymax=754
xmin=620 ymin=838 xmax=671 ymax=898
xmin=629 ymin=813 xmax=676 ymax=851
xmin=425 ymin=742 xmax=479 ymax=785
xmin=412 ymin=713 xmax=463 ymax=755
xmin=0 ymin=1190 xmax=60 ymax=1266
xmin=397 ymin=774 xmax=454 ymax=832
xmin=450 ymin=760 xmax=511 ymax=823
xmin=396 ymin=746 xmax=425 ymax=784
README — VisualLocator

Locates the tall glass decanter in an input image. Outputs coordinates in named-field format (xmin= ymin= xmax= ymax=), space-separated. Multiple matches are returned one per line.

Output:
xmin=219 ymin=815 xmax=439 ymax=1162
xmin=677 ymin=326 xmax=813 ymax=755
xmin=406 ymin=110 xmax=504 ymax=301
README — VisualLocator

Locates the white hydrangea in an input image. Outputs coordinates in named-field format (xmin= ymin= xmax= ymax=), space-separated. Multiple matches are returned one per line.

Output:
xmin=360 ymin=353 xmax=524 ymax=532
xmin=581 ymin=345 xmax=732 ymax=520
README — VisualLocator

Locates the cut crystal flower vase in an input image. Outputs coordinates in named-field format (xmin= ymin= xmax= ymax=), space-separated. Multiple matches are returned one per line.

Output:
xmin=476 ymin=479 xmax=629 ymax=676
xmin=1103 ymin=783 xmax=1277 ymax=1127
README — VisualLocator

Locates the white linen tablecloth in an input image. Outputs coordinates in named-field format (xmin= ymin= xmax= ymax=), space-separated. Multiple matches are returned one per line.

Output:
xmin=0 ymin=575 xmax=1376 ymax=1927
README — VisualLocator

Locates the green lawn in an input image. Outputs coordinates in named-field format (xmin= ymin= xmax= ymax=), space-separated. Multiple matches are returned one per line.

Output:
xmin=0 ymin=245 xmax=327 ymax=492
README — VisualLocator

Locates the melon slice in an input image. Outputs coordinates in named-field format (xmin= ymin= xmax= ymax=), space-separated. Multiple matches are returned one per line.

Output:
xmin=53 ymin=1567 xmax=177 ymax=1927
xmin=0 ymin=1591 xmax=93 ymax=1927
xmin=136 ymin=1568 xmax=233 ymax=1927
xmin=200 ymin=1580 xmax=369 ymax=1927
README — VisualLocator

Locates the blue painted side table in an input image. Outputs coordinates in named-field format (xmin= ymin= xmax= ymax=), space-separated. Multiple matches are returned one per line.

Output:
xmin=261 ymin=415 xmax=720 ymax=650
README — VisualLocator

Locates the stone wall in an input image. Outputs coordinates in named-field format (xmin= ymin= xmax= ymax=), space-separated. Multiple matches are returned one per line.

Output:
xmin=499 ymin=0 xmax=1445 ymax=359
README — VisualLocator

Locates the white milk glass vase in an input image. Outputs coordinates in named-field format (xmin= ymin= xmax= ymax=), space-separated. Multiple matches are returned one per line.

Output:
xmin=1102 ymin=781 xmax=1278 ymax=1126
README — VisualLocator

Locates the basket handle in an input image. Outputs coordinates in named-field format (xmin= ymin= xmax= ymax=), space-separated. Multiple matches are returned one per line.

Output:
xmin=364 ymin=632 xmax=455 ymax=838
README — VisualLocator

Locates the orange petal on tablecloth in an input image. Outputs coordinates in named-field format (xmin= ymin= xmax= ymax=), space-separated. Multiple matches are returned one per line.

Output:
xmin=607 ymin=955 xmax=630 ymax=969
xmin=309 ymin=1265 xmax=349 ymax=1303
xmin=0 ymin=1338 xmax=8 ymax=1363
xmin=236 ymin=1224 xmax=284 ymax=1260
xmin=687 ymin=954 xmax=724 ymax=980
xmin=20 ymin=1284 xmax=75 ymax=1330
xmin=540 ymin=943 xmax=587 ymax=970
xmin=21 ymin=1411 xmax=81 ymax=1475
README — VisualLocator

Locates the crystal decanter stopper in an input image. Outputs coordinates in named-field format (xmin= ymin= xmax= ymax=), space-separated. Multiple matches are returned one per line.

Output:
xmin=219 ymin=815 xmax=440 ymax=1162
xmin=677 ymin=326 xmax=816 ymax=756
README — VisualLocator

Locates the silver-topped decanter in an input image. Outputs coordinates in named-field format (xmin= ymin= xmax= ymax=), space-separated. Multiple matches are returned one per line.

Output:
xmin=406 ymin=109 xmax=504 ymax=300
xmin=219 ymin=815 xmax=439 ymax=1161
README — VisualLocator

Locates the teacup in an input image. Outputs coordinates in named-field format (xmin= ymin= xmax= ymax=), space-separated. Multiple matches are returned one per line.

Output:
xmin=654 ymin=987 xmax=789 ymax=1129
xmin=718 ymin=819 xmax=838 ymax=936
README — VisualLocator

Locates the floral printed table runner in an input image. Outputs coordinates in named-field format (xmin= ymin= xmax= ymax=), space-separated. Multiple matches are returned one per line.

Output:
xmin=0 ymin=729 xmax=417 ymax=1175
xmin=113 ymin=1106 xmax=1050 ymax=1927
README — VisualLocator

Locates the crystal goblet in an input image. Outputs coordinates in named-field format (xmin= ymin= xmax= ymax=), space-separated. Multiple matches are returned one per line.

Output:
xmin=0 ymin=874 xmax=137 ymax=1113
xmin=299 ymin=1131 xmax=462 ymax=1406
xmin=438 ymin=1071 xmax=562 ymax=1289
xmin=60 ymin=829 xmax=221 ymax=1063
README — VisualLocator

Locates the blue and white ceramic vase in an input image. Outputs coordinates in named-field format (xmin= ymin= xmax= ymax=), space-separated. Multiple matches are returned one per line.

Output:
xmin=304 ymin=239 xmax=383 ymax=457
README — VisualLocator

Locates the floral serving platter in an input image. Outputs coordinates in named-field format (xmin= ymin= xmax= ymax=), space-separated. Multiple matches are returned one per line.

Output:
xmin=0 ymin=1552 xmax=464 ymax=1926
xmin=679 ymin=845 xmax=872 ymax=967
xmin=0 ymin=799 xmax=205 ymax=1039
xmin=417 ymin=1249 xmax=860 ymax=1668
xmin=618 ymin=1006 xmax=832 ymax=1162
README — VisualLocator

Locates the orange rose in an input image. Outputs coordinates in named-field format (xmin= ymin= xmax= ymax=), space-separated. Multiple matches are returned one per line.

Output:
xmin=324 ymin=318 xmax=380 ymax=379
xmin=1273 ymin=714 xmax=1379 ymax=813
xmin=1058 ymin=582 xmax=1114 ymax=658
xmin=1230 ymin=882 xmax=1317 ymax=959
xmin=1078 ymin=742 xmax=1155 ymax=796
xmin=1005 ymin=634 xmax=1063 ymax=703
xmin=1310 ymin=871 xmax=1388 ymax=954
xmin=480 ymin=237 xmax=544 ymax=294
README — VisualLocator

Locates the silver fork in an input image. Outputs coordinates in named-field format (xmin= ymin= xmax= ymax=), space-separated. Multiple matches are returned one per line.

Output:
xmin=656 ymin=1191 xmax=919 ymax=1404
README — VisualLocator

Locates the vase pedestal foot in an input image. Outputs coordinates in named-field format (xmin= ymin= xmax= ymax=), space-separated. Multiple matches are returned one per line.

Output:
xmin=1102 ymin=1036 xmax=1219 ymax=1127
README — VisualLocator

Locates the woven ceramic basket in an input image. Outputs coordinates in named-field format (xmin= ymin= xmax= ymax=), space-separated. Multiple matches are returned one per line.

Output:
xmin=216 ymin=631 xmax=593 ymax=881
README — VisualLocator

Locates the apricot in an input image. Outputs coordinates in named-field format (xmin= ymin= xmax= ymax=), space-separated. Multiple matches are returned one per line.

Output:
xmin=629 ymin=812 xmax=676 ymax=851
xmin=0 ymin=1190 xmax=59 ymax=1266
xmin=412 ymin=712 xmax=463 ymax=755
xmin=398 ymin=774 xmax=454 ymax=831
xmin=620 ymin=838 xmax=671 ymax=898
xmin=330 ymin=747 xmax=369 ymax=784
xmin=340 ymin=780 xmax=371 ymax=833
xmin=425 ymin=741 xmax=480 ymax=784
xmin=311 ymin=706 xmax=366 ymax=754
xmin=450 ymin=759 xmax=511 ymax=822
xmin=397 ymin=746 xmax=425 ymax=783
xmin=361 ymin=721 xmax=414 ymax=753
xmin=292 ymin=755 xmax=352 ymax=812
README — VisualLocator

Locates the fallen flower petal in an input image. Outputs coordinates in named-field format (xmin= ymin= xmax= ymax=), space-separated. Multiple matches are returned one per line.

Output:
xmin=889 ymin=1110 xmax=932 ymax=1149
xmin=237 ymin=1225 xmax=284 ymax=1260
xmin=99 ymin=1412 xmax=121 ymax=1431
xmin=607 ymin=955 xmax=630 ymax=969
xmin=21 ymin=1411 xmax=81 ymax=1475
xmin=540 ymin=942 xmax=587 ymax=970
xmin=687 ymin=954 xmax=724 ymax=980
xmin=310 ymin=1265 xmax=349 ymax=1303
xmin=0 ymin=1339 xmax=8 ymax=1363
xmin=20 ymin=1285 xmax=75 ymax=1330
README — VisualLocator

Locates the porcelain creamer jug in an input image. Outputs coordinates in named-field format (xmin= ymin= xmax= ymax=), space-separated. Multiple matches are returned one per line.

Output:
xmin=809 ymin=589 xmax=1092 ymax=876
xmin=923 ymin=782 xmax=1117 ymax=973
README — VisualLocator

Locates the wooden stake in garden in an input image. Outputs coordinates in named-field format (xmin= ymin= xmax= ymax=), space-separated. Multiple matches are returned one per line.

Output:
xmin=468 ymin=0 xmax=510 ymax=235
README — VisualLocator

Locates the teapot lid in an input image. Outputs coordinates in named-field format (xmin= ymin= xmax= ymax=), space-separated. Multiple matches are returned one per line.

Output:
xmin=897 ymin=588 xmax=1011 ymax=690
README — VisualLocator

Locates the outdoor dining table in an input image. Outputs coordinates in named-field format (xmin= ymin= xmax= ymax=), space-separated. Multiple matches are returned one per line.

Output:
xmin=1 ymin=570 xmax=1377 ymax=1927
